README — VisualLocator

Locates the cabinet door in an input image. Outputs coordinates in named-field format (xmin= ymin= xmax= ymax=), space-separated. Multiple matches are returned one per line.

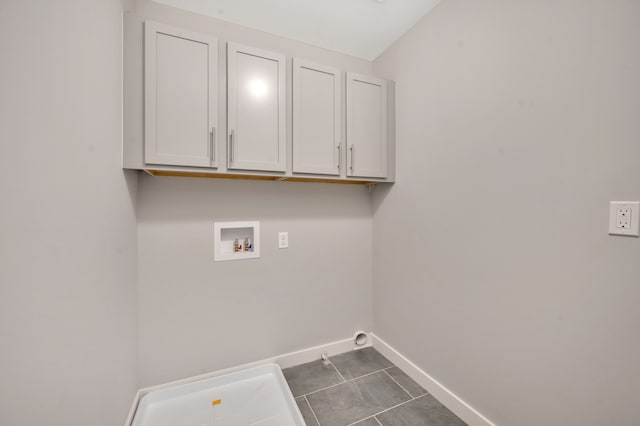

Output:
xmin=293 ymin=59 xmax=341 ymax=176
xmin=144 ymin=22 xmax=218 ymax=168
xmin=346 ymin=73 xmax=387 ymax=178
xmin=227 ymin=43 xmax=286 ymax=172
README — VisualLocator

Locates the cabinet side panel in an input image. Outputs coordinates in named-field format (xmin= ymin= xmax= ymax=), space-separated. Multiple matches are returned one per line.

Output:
xmin=350 ymin=78 xmax=387 ymax=178
xmin=123 ymin=12 xmax=144 ymax=169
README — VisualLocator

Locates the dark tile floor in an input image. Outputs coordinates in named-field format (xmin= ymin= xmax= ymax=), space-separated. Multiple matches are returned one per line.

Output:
xmin=283 ymin=347 xmax=467 ymax=426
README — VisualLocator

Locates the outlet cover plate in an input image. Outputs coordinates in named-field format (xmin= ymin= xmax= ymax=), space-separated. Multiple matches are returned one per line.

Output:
xmin=609 ymin=201 xmax=640 ymax=237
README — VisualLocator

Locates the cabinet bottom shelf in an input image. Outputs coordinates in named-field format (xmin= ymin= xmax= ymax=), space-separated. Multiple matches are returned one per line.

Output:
xmin=143 ymin=169 xmax=384 ymax=185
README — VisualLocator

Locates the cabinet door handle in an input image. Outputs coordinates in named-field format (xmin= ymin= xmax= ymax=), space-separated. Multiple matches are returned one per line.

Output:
xmin=210 ymin=127 xmax=216 ymax=163
xmin=349 ymin=144 xmax=354 ymax=171
xmin=229 ymin=130 xmax=235 ymax=164
xmin=337 ymin=143 xmax=342 ymax=169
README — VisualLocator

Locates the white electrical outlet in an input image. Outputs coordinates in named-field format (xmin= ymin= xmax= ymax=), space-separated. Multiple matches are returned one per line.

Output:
xmin=609 ymin=202 xmax=640 ymax=237
xmin=278 ymin=232 xmax=289 ymax=249
xmin=616 ymin=208 xmax=631 ymax=229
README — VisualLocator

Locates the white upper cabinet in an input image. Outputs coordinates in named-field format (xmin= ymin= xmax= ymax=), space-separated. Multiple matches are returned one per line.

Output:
xmin=293 ymin=59 xmax=341 ymax=176
xmin=127 ymin=18 xmax=395 ymax=183
xmin=144 ymin=21 xmax=218 ymax=168
xmin=227 ymin=43 xmax=286 ymax=172
xmin=346 ymin=73 xmax=388 ymax=179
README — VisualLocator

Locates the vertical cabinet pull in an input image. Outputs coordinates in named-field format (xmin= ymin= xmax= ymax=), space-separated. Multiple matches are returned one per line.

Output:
xmin=349 ymin=144 xmax=354 ymax=171
xmin=229 ymin=130 xmax=235 ymax=164
xmin=210 ymin=127 xmax=216 ymax=163
xmin=337 ymin=143 xmax=342 ymax=169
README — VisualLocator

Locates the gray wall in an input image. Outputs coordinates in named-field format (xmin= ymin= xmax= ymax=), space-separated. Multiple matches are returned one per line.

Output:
xmin=137 ymin=176 xmax=373 ymax=387
xmin=0 ymin=1 xmax=138 ymax=425
xmin=132 ymin=1 xmax=375 ymax=388
xmin=372 ymin=1 xmax=640 ymax=425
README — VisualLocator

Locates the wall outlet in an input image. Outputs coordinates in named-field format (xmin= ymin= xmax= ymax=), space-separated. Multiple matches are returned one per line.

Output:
xmin=278 ymin=232 xmax=289 ymax=249
xmin=609 ymin=202 xmax=640 ymax=237
xmin=616 ymin=208 xmax=631 ymax=229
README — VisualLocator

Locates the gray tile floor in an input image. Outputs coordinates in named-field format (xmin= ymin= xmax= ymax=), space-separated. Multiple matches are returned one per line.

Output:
xmin=283 ymin=347 xmax=467 ymax=426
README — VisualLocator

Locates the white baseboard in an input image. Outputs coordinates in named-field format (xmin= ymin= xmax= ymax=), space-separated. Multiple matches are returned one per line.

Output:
xmin=371 ymin=333 xmax=495 ymax=426
xmin=124 ymin=335 xmax=365 ymax=426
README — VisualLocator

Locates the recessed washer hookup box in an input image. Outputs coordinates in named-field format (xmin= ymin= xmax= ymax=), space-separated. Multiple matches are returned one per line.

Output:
xmin=132 ymin=364 xmax=304 ymax=426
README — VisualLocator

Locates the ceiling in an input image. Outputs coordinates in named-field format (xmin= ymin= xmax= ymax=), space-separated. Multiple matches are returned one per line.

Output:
xmin=151 ymin=0 xmax=441 ymax=60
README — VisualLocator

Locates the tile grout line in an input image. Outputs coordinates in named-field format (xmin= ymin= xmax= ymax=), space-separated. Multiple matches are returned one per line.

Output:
xmin=345 ymin=394 xmax=428 ymax=426
xmin=382 ymin=369 xmax=414 ymax=399
xmin=347 ymin=414 xmax=385 ymax=426
xmin=299 ymin=367 xmax=390 ymax=398
xmin=373 ymin=394 xmax=428 ymax=418
xmin=328 ymin=361 xmax=347 ymax=383
xmin=345 ymin=415 xmax=376 ymax=426
xmin=304 ymin=394 xmax=323 ymax=426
